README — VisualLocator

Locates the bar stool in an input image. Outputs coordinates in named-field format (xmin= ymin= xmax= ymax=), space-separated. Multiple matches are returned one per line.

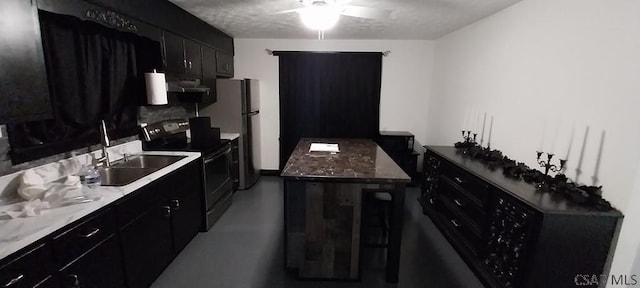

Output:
xmin=362 ymin=188 xmax=393 ymax=248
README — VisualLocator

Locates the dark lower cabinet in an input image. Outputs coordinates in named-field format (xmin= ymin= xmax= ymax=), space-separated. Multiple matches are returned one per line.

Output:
xmin=59 ymin=236 xmax=125 ymax=288
xmin=118 ymin=161 xmax=202 ymax=288
xmin=421 ymin=146 xmax=623 ymax=288
xmin=0 ymin=0 xmax=52 ymax=124
xmin=1 ymin=162 xmax=203 ymax=288
xmin=168 ymin=162 xmax=203 ymax=252
xmin=0 ymin=243 xmax=54 ymax=288
xmin=119 ymin=194 xmax=173 ymax=288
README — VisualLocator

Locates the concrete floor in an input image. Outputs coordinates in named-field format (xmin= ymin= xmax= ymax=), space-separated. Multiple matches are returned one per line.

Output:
xmin=151 ymin=177 xmax=483 ymax=288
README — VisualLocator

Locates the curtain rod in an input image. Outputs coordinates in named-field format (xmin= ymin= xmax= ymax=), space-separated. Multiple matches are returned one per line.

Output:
xmin=266 ymin=49 xmax=390 ymax=57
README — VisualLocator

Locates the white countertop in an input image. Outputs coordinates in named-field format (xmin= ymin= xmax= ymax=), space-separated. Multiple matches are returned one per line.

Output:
xmin=0 ymin=141 xmax=200 ymax=260
xmin=221 ymin=133 xmax=240 ymax=140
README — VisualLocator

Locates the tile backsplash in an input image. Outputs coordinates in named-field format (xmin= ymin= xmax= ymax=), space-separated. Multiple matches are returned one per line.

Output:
xmin=0 ymin=103 xmax=196 ymax=176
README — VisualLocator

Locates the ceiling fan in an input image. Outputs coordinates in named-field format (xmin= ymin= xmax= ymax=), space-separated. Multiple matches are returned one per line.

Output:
xmin=277 ymin=0 xmax=391 ymax=38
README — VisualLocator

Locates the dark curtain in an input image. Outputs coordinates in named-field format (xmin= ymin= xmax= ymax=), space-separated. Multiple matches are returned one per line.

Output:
xmin=7 ymin=11 xmax=162 ymax=163
xmin=277 ymin=52 xmax=382 ymax=169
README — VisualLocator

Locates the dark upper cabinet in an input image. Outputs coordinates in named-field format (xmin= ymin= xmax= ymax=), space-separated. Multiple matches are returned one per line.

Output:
xmin=163 ymin=31 xmax=186 ymax=75
xmin=162 ymin=31 xmax=202 ymax=78
xmin=0 ymin=0 xmax=53 ymax=124
xmin=216 ymin=51 xmax=234 ymax=78
xmin=184 ymin=39 xmax=202 ymax=77
xmin=85 ymin=0 xmax=234 ymax=54
xmin=201 ymin=46 xmax=218 ymax=106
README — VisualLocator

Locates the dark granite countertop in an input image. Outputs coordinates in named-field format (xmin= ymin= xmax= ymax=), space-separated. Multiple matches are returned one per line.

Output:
xmin=281 ymin=138 xmax=411 ymax=184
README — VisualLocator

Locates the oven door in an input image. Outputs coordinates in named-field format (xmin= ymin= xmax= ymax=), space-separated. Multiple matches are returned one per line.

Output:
xmin=203 ymin=145 xmax=232 ymax=211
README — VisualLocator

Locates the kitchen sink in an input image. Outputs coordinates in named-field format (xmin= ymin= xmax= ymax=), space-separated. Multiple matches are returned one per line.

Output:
xmin=99 ymin=167 xmax=159 ymax=186
xmin=100 ymin=155 xmax=187 ymax=186
xmin=114 ymin=155 xmax=186 ymax=169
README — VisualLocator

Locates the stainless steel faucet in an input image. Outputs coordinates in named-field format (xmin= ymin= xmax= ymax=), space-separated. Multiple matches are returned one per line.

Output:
xmin=97 ymin=120 xmax=111 ymax=167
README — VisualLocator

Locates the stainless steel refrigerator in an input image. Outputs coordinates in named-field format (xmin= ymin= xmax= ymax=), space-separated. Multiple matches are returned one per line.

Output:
xmin=200 ymin=79 xmax=261 ymax=189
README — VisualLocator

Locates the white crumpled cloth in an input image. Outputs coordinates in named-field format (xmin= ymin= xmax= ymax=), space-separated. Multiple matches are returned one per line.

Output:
xmin=4 ymin=172 xmax=87 ymax=218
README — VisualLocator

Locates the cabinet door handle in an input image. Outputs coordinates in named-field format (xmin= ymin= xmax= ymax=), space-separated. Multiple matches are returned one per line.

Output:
xmin=454 ymin=176 xmax=464 ymax=184
xmin=67 ymin=274 xmax=80 ymax=288
xmin=451 ymin=219 xmax=461 ymax=228
xmin=171 ymin=199 xmax=180 ymax=211
xmin=3 ymin=274 xmax=24 ymax=287
xmin=188 ymin=61 xmax=192 ymax=69
xmin=454 ymin=199 xmax=464 ymax=207
xmin=183 ymin=59 xmax=187 ymax=68
xmin=77 ymin=228 xmax=100 ymax=238
xmin=162 ymin=206 xmax=171 ymax=218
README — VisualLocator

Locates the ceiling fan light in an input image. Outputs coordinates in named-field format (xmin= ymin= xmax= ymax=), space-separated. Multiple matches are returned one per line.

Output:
xmin=298 ymin=6 xmax=340 ymax=30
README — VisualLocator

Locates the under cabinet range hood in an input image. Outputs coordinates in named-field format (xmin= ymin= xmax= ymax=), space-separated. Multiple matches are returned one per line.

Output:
xmin=167 ymin=79 xmax=210 ymax=94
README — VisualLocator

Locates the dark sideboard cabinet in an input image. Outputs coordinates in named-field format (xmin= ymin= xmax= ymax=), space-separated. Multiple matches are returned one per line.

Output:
xmin=420 ymin=146 xmax=623 ymax=288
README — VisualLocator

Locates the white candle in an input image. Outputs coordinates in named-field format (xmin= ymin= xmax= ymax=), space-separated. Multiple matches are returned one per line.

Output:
xmin=470 ymin=106 xmax=477 ymax=132
xmin=564 ymin=121 xmax=576 ymax=160
xmin=539 ymin=120 xmax=546 ymax=152
xmin=476 ymin=109 xmax=482 ymax=133
xmin=462 ymin=107 xmax=469 ymax=132
xmin=487 ymin=115 xmax=495 ymax=147
xmin=549 ymin=117 xmax=560 ymax=155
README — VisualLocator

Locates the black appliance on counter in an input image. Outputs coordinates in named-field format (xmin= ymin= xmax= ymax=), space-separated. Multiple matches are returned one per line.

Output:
xmin=377 ymin=131 xmax=419 ymax=185
xmin=141 ymin=118 xmax=232 ymax=231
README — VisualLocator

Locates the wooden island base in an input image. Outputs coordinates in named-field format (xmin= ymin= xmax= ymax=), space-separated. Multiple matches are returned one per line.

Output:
xmin=285 ymin=182 xmax=363 ymax=279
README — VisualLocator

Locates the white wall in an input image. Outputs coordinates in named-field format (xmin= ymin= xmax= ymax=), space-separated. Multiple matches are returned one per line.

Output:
xmin=427 ymin=0 xmax=640 ymax=282
xmin=234 ymin=39 xmax=435 ymax=170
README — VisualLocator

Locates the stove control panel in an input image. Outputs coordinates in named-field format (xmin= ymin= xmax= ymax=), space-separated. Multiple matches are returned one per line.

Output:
xmin=142 ymin=119 xmax=189 ymax=141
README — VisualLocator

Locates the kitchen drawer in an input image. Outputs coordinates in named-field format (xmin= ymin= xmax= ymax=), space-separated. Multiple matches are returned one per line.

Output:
xmin=0 ymin=243 xmax=54 ymax=288
xmin=439 ymin=160 xmax=489 ymax=205
xmin=34 ymin=275 xmax=58 ymax=288
xmin=206 ymin=177 xmax=232 ymax=210
xmin=52 ymin=208 xmax=117 ymax=267
xmin=439 ymin=176 xmax=486 ymax=228
xmin=436 ymin=195 xmax=481 ymax=255
xmin=59 ymin=235 xmax=125 ymax=288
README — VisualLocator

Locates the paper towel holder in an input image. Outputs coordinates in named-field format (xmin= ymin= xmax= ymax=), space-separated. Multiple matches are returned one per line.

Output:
xmin=145 ymin=69 xmax=168 ymax=105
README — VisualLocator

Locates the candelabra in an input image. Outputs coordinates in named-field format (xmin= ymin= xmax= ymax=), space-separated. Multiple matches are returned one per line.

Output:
xmin=461 ymin=130 xmax=477 ymax=145
xmin=536 ymin=151 xmax=566 ymax=186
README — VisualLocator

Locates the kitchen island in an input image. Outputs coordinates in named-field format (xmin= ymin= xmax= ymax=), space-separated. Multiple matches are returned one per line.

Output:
xmin=281 ymin=138 xmax=411 ymax=283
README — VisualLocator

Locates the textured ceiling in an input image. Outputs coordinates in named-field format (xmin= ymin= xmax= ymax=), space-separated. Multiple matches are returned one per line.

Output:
xmin=168 ymin=0 xmax=522 ymax=40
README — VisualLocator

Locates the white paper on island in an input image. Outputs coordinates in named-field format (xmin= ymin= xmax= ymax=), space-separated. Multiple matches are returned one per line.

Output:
xmin=309 ymin=143 xmax=340 ymax=153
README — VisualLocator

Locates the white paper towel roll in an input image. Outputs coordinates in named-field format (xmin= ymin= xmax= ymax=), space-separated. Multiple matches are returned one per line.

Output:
xmin=145 ymin=70 xmax=168 ymax=105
